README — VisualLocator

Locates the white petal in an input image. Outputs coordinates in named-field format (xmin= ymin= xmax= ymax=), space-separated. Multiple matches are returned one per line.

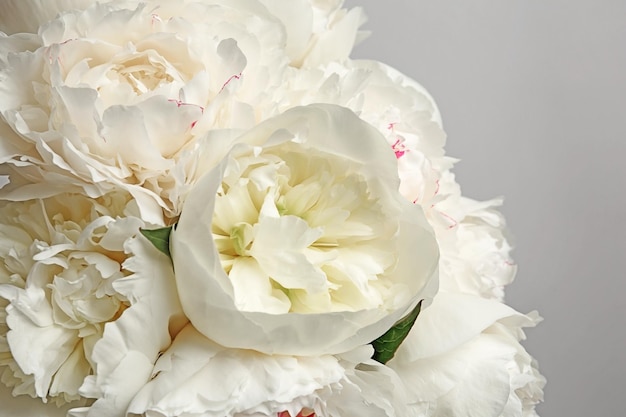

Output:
xmin=79 ymin=235 xmax=186 ymax=417
xmin=389 ymin=293 xmax=543 ymax=416
xmin=302 ymin=7 xmax=366 ymax=67
xmin=229 ymin=257 xmax=290 ymax=313
xmin=128 ymin=324 xmax=347 ymax=417
xmin=250 ymin=215 xmax=326 ymax=293
xmin=396 ymin=292 xmax=533 ymax=362
xmin=4 ymin=302 xmax=77 ymax=399
xmin=256 ymin=0 xmax=312 ymax=63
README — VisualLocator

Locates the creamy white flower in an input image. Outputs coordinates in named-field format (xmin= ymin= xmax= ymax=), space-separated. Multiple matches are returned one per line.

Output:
xmin=0 ymin=191 xmax=186 ymax=417
xmin=127 ymin=323 xmax=411 ymax=417
xmin=0 ymin=0 xmax=291 ymax=221
xmin=0 ymin=191 xmax=143 ymax=404
xmin=389 ymin=292 xmax=545 ymax=417
xmin=172 ymin=104 xmax=439 ymax=355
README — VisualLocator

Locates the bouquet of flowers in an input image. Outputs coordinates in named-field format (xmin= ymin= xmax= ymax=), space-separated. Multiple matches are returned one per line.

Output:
xmin=0 ymin=1 xmax=545 ymax=416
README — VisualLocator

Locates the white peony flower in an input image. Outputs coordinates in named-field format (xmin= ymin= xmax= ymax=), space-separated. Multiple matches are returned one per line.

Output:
xmin=0 ymin=0 xmax=293 ymax=221
xmin=389 ymin=292 xmax=545 ymax=417
xmin=0 ymin=191 xmax=143 ymax=404
xmin=127 ymin=323 xmax=411 ymax=417
xmin=0 ymin=191 xmax=186 ymax=417
xmin=171 ymin=103 xmax=439 ymax=355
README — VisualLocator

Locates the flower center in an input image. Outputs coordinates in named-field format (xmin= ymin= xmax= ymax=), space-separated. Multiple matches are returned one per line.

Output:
xmin=49 ymin=256 xmax=128 ymax=335
xmin=112 ymin=52 xmax=176 ymax=94
xmin=212 ymin=146 xmax=396 ymax=314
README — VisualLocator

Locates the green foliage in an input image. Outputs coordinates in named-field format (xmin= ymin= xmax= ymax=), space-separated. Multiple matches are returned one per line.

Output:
xmin=372 ymin=300 xmax=423 ymax=364
xmin=140 ymin=226 xmax=173 ymax=258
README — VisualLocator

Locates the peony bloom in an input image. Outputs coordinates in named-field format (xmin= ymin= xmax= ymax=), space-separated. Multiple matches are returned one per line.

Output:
xmin=172 ymin=104 xmax=439 ymax=355
xmin=126 ymin=324 xmax=411 ymax=417
xmin=0 ymin=192 xmax=186 ymax=416
xmin=0 ymin=192 xmax=142 ymax=405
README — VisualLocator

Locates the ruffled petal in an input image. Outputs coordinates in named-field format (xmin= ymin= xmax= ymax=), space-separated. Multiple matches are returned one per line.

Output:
xmin=127 ymin=324 xmax=346 ymax=417
xmin=76 ymin=235 xmax=186 ymax=417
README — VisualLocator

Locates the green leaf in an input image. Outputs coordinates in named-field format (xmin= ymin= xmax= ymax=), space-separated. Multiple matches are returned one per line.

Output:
xmin=371 ymin=300 xmax=423 ymax=364
xmin=140 ymin=226 xmax=173 ymax=258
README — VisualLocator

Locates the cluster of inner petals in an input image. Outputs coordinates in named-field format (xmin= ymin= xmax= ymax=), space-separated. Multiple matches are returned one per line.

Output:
xmin=210 ymin=147 xmax=394 ymax=314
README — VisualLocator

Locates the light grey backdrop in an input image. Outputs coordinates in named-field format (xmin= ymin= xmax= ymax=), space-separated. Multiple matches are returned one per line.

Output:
xmin=345 ymin=1 xmax=626 ymax=416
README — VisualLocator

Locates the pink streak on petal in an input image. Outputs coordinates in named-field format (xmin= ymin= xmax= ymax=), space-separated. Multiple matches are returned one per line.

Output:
xmin=438 ymin=210 xmax=458 ymax=229
xmin=277 ymin=411 xmax=316 ymax=417
xmin=392 ymin=137 xmax=408 ymax=159
xmin=220 ymin=72 xmax=242 ymax=93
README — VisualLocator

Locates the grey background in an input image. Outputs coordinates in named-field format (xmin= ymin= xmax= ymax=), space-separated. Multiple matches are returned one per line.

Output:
xmin=345 ymin=1 xmax=626 ymax=416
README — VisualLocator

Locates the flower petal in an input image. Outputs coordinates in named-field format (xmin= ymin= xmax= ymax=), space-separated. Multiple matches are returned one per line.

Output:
xmin=127 ymin=324 xmax=347 ymax=417
xmin=76 ymin=234 xmax=186 ymax=417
